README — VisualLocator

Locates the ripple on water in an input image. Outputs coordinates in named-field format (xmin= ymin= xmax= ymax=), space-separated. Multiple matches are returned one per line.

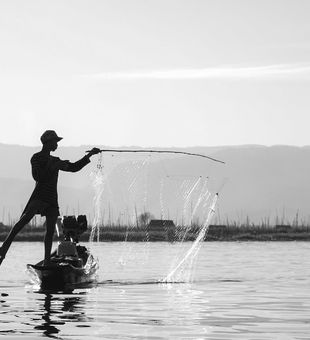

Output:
xmin=0 ymin=242 xmax=309 ymax=339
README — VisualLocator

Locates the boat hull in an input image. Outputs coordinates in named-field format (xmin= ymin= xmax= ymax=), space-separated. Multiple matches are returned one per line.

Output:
xmin=27 ymin=254 xmax=98 ymax=291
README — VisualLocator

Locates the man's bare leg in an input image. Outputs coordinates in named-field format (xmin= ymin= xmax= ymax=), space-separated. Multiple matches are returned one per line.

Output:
xmin=0 ymin=212 xmax=35 ymax=265
xmin=44 ymin=215 xmax=57 ymax=265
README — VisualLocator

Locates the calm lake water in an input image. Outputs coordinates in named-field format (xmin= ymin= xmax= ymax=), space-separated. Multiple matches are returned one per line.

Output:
xmin=0 ymin=241 xmax=309 ymax=339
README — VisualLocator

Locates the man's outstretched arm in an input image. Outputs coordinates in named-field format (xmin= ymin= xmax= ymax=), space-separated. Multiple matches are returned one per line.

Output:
xmin=58 ymin=147 xmax=101 ymax=173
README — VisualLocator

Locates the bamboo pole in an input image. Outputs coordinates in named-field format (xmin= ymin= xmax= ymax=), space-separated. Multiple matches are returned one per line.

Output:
xmin=86 ymin=149 xmax=225 ymax=164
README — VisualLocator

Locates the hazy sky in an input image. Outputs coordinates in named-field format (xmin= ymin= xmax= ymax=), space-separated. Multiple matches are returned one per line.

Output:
xmin=0 ymin=0 xmax=309 ymax=147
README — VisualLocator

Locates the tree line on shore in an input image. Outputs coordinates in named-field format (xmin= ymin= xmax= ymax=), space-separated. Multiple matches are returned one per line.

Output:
xmin=0 ymin=221 xmax=309 ymax=242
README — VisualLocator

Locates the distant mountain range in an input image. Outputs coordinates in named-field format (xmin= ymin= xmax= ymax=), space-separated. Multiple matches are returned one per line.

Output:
xmin=1 ymin=143 xmax=310 ymax=225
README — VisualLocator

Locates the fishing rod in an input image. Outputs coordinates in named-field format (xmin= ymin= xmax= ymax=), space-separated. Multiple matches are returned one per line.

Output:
xmin=86 ymin=148 xmax=225 ymax=164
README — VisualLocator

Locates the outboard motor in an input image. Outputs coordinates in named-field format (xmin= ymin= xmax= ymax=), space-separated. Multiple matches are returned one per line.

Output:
xmin=62 ymin=215 xmax=87 ymax=243
xmin=57 ymin=215 xmax=88 ymax=257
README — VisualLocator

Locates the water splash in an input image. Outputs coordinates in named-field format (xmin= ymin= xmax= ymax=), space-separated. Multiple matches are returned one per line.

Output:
xmin=162 ymin=193 xmax=218 ymax=283
xmin=170 ymin=177 xmax=209 ymax=243
xmin=117 ymin=157 xmax=151 ymax=266
xmin=89 ymin=153 xmax=105 ymax=243
xmin=87 ymin=153 xmax=221 ymax=285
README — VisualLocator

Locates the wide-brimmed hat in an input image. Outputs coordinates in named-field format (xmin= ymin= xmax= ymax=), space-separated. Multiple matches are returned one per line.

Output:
xmin=40 ymin=130 xmax=63 ymax=144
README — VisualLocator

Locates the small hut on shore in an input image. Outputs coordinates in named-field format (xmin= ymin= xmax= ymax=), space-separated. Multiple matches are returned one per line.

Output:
xmin=207 ymin=225 xmax=227 ymax=238
xmin=275 ymin=225 xmax=291 ymax=233
xmin=147 ymin=219 xmax=176 ymax=241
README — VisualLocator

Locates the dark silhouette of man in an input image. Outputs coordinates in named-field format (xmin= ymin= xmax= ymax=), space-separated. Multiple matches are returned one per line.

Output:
xmin=0 ymin=130 xmax=100 ymax=265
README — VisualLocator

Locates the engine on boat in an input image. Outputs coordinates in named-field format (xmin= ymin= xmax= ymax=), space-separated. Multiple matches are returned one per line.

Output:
xmin=55 ymin=215 xmax=89 ymax=263
xmin=62 ymin=215 xmax=88 ymax=243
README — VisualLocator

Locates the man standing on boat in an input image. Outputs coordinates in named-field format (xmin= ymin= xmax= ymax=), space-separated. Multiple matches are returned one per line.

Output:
xmin=0 ymin=130 xmax=100 ymax=266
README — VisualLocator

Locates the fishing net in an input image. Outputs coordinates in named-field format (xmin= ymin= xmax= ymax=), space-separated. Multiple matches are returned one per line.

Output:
xmin=88 ymin=152 xmax=222 ymax=282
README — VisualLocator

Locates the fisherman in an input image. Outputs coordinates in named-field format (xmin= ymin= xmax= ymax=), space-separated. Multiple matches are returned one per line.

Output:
xmin=0 ymin=130 xmax=100 ymax=266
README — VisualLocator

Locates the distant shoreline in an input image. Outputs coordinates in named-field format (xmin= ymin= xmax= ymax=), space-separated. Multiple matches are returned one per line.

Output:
xmin=1 ymin=224 xmax=309 ymax=242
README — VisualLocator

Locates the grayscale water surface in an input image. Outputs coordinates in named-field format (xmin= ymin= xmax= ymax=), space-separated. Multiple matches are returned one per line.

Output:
xmin=0 ymin=241 xmax=309 ymax=339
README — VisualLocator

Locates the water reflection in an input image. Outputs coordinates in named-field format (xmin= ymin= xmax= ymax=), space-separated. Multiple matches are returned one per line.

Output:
xmin=33 ymin=292 xmax=91 ymax=338
xmin=1 ymin=242 xmax=310 ymax=339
